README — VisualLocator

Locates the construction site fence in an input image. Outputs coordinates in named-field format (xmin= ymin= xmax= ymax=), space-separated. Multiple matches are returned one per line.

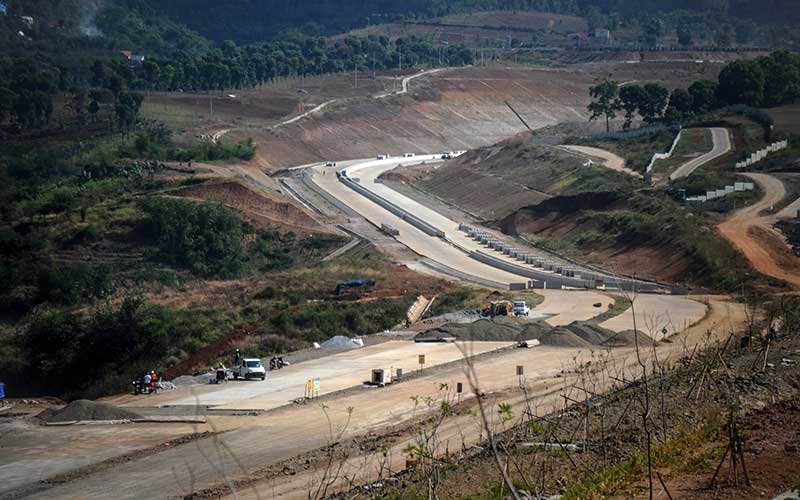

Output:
xmin=587 ymin=124 xmax=679 ymax=142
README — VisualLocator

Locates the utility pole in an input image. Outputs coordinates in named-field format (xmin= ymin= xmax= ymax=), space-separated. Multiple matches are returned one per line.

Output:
xmin=209 ymin=94 xmax=213 ymax=119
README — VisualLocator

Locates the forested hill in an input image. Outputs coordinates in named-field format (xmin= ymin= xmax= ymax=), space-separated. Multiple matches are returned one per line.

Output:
xmin=138 ymin=0 xmax=800 ymax=43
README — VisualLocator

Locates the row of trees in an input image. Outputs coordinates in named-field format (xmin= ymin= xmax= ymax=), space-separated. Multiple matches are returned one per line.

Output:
xmin=588 ymin=50 xmax=800 ymax=131
xmin=120 ymin=34 xmax=473 ymax=92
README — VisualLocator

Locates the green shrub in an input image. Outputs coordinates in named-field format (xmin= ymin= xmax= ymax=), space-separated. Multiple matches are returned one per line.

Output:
xmin=138 ymin=197 xmax=245 ymax=278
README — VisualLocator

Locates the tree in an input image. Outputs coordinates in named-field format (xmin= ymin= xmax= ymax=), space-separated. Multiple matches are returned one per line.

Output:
xmin=68 ymin=89 xmax=88 ymax=125
xmin=643 ymin=17 xmax=663 ymax=46
xmin=115 ymin=92 xmax=144 ymax=132
xmin=677 ymin=26 xmax=692 ymax=46
xmin=588 ymin=79 xmax=620 ymax=132
xmin=758 ymin=50 xmax=800 ymax=107
xmin=0 ymin=87 xmax=15 ymax=123
xmin=88 ymin=100 xmax=100 ymax=122
xmin=668 ymin=88 xmax=693 ymax=116
xmin=689 ymin=80 xmax=718 ymax=114
xmin=717 ymin=59 xmax=765 ymax=107
xmin=619 ymin=84 xmax=646 ymax=129
xmin=639 ymin=83 xmax=669 ymax=124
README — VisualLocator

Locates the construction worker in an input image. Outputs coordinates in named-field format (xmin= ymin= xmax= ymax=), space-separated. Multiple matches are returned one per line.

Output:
xmin=234 ymin=349 xmax=242 ymax=367
xmin=150 ymin=371 xmax=158 ymax=394
xmin=143 ymin=372 xmax=151 ymax=394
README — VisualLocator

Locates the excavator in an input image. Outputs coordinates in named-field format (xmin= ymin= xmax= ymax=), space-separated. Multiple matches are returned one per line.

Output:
xmin=481 ymin=300 xmax=513 ymax=318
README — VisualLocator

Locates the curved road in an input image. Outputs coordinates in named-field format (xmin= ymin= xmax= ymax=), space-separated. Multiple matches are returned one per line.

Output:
xmin=718 ymin=172 xmax=800 ymax=287
xmin=669 ymin=127 xmax=731 ymax=180
xmin=313 ymin=156 xmax=656 ymax=291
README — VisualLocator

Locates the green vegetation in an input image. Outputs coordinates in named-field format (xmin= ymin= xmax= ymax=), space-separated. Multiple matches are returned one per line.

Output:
xmin=265 ymin=298 xmax=412 ymax=344
xmin=585 ymin=51 xmax=800 ymax=133
xmin=138 ymin=198 xmax=245 ymax=278
xmin=562 ymin=421 xmax=721 ymax=500
xmin=570 ymin=129 xmax=677 ymax=173
xmin=9 ymin=294 xmax=240 ymax=399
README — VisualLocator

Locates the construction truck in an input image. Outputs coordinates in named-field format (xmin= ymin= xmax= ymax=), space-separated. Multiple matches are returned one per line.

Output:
xmin=482 ymin=300 xmax=513 ymax=318
xmin=512 ymin=299 xmax=530 ymax=317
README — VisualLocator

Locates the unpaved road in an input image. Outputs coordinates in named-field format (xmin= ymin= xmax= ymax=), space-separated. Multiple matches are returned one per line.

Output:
xmin=669 ymin=127 xmax=731 ymax=180
xmin=559 ymin=145 xmax=642 ymax=178
xmin=718 ymin=172 xmax=800 ymax=287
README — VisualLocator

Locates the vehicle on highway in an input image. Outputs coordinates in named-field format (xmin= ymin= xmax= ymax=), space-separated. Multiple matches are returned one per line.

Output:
xmin=513 ymin=300 xmax=530 ymax=317
xmin=377 ymin=154 xmax=391 ymax=160
xmin=441 ymin=152 xmax=452 ymax=159
xmin=325 ymin=161 xmax=337 ymax=167
xmin=233 ymin=358 xmax=266 ymax=380
xmin=402 ymin=153 xmax=415 ymax=158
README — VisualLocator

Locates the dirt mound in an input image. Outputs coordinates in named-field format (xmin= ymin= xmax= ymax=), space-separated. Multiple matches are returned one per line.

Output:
xmin=38 ymin=400 xmax=142 ymax=423
xmin=602 ymin=329 xmax=655 ymax=348
xmin=417 ymin=316 xmax=547 ymax=342
xmin=417 ymin=317 xmax=652 ymax=349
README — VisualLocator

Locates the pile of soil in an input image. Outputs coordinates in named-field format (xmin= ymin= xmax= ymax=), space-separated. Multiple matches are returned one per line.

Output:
xmin=416 ymin=317 xmax=547 ymax=342
xmin=37 ymin=400 xmax=143 ymax=423
xmin=416 ymin=318 xmax=656 ymax=348
xmin=320 ymin=336 xmax=362 ymax=349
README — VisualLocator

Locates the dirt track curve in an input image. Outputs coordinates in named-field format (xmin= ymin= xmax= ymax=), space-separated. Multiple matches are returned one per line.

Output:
xmin=718 ymin=172 xmax=800 ymax=287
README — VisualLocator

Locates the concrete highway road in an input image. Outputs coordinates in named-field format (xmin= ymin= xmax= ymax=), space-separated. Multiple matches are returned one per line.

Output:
xmin=120 ymin=341 xmax=511 ymax=411
xmin=312 ymin=156 xmax=656 ymax=291
xmin=312 ymin=157 xmax=529 ymax=287
xmin=669 ymin=127 xmax=732 ymax=180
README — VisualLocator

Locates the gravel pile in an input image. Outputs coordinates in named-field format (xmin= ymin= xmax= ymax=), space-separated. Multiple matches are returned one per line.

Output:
xmin=416 ymin=318 xmax=656 ymax=348
xmin=320 ymin=336 xmax=363 ymax=349
xmin=38 ymin=400 xmax=142 ymax=423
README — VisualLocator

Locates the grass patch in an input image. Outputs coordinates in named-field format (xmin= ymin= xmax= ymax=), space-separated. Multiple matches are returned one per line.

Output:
xmin=568 ymin=129 xmax=677 ymax=174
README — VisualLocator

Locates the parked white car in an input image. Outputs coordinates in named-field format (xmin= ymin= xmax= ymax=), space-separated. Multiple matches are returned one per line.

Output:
xmin=513 ymin=300 xmax=530 ymax=317
xmin=402 ymin=153 xmax=415 ymax=158
xmin=233 ymin=358 xmax=266 ymax=380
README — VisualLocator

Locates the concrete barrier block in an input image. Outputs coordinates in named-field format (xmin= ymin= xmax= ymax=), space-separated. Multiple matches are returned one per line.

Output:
xmin=725 ymin=185 xmax=734 ymax=194
xmin=706 ymin=191 xmax=717 ymax=199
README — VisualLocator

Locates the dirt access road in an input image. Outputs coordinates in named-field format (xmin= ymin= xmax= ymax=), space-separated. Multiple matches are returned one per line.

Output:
xmin=558 ymin=145 xmax=642 ymax=178
xmin=669 ymin=127 xmax=731 ymax=180
xmin=11 ymin=296 xmax=735 ymax=500
xmin=718 ymin=172 xmax=800 ymax=287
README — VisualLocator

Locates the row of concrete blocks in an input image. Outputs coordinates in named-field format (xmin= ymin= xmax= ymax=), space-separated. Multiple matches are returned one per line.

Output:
xmin=340 ymin=173 xmax=445 ymax=238
xmin=685 ymin=182 xmax=755 ymax=202
xmin=460 ymin=223 xmax=593 ymax=280
xmin=735 ymin=140 xmax=789 ymax=169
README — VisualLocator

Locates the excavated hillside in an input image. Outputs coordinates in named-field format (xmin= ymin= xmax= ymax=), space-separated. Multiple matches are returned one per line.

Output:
xmin=174 ymin=60 xmax=731 ymax=171
xmin=419 ymin=135 xmax=642 ymax=219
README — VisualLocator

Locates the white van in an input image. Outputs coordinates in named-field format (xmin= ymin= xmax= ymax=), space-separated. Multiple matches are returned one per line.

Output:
xmin=233 ymin=358 xmax=266 ymax=380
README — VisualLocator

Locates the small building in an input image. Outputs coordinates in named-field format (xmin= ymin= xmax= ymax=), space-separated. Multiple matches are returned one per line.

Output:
xmin=594 ymin=28 xmax=612 ymax=41
xmin=20 ymin=15 xmax=33 ymax=26
xmin=120 ymin=51 xmax=146 ymax=66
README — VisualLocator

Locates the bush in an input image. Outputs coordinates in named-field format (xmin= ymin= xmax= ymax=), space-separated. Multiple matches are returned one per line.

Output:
xmin=138 ymin=197 xmax=245 ymax=278
xmin=14 ymin=295 xmax=236 ymax=398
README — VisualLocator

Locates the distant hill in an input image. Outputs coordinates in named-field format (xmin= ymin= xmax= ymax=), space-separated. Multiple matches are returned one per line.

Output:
xmin=135 ymin=0 xmax=800 ymax=43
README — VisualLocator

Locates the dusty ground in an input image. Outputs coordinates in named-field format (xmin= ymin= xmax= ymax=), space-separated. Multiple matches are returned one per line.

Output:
xmin=0 ymin=295 xmax=743 ymax=500
xmin=145 ymin=61 xmax=735 ymax=174
xmin=718 ymin=172 xmax=800 ymax=288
